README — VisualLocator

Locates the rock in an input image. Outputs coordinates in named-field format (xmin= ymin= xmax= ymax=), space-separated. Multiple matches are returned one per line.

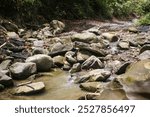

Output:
xmin=0 ymin=84 xmax=5 ymax=91
xmin=140 ymin=44 xmax=150 ymax=54
xmin=75 ymin=69 xmax=111 ymax=83
xmin=10 ymin=62 xmax=37 ymax=80
xmin=49 ymin=42 xmax=73 ymax=57
xmin=69 ymin=63 xmax=81 ymax=73
xmin=0 ymin=71 xmax=14 ymax=87
xmin=106 ymin=60 xmax=122 ymax=72
xmin=13 ymin=82 xmax=45 ymax=95
xmin=50 ymin=20 xmax=65 ymax=35
xmin=117 ymin=59 xmax=150 ymax=99
xmin=33 ymin=40 xmax=44 ymax=47
xmin=83 ymin=26 xmax=101 ymax=35
xmin=53 ymin=55 xmax=64 ymax=66
xmin=74 ymin=41 xmax=107 ymax=57
xmin=26 ymin=54 xmax=53 ymax=72
xmin=65 ymin=51 xmax=77 ymax=64
xmin=128 ymin=27 xmax=138 ymax=33
xmin=71 ymin=32 xmax=98 ymax=43
xmin=116 ymin=62 xmax=131 ymax=75
xmin=118 ymin=41 xmax=129 ymax=50
xmin=77 ymin=50 xmax=91 ymax=62
xmin=1 ymin=21 xmax=18 ymax=33
xmin=117 ymin=59 xmax=150 ymax=84
xmin=102 ymin=32 xmax=118 ymax=42
xmin=63 ymin=64 xmax=71 ymax=71
xmin=32 ymin=47 xmax=49 ymax=55
xmin=81 ymin=56 xmax=104 ymax=69
xmin=138 ymin=50 xmax=150 ymax=60
xmin=7 ymin=32 xmax=19 ymax=39
xmin=0 ymin=59 xmax=12 ymax=70
xmin=79 ymin=82 xmax=104 ymax=92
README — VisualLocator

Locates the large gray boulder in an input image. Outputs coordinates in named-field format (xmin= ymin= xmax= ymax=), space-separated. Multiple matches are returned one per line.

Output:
xmin=0 ymin=71 xmax=14 ymax=87
xmin=10 ymin=62 xmax=37 ymax=80
xmin=26 ymin=54 xmax=53 ymax=72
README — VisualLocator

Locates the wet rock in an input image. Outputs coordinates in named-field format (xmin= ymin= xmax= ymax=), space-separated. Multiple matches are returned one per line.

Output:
xmin=81 ymin=56 xmax=104 ymax=69
xmin=53 ymin=55 xmax=64 ymax=66
xmin=118 ymin=41 xmax=129 ymax=50
xmin=63 ymin=64 xmax=71 ymax=71
xmin=74 ymin=41 xmax=107 ymax=57
xmin=140 ymin=44 xmax=150 ymax=54
xmin=102 ymin=32 xmax=118 ymax=42
xmin=0 ymin=59 xmax=12 ymax=70
xmin=138 ymin=50 xmax=150 ymax=60
xmin=69 ymin=63 xmax=81 ymax=73
xmin=116 ymin=62 xmax=131 ymax=75
xmin=1 ymin=21 xmax=18 ymax=33
xmin=10 ymin=62 xmax=37 ymax=80
xmin=71 ymin=32 xmax=98 ymax=43
xmin=7 ymin=32 xmax=19 ymax=39
xmin=79 ymin=82 xmax=102 ymax=92
xmin=75 ymin=69 xmax=111 ymax=83
xmin=0 ymin=71 xmax=14 ymax=87
xmin=13 ymin=82 xmax=45 ymax=95
xmin=26 ymin=54 xmax=53 ymax=72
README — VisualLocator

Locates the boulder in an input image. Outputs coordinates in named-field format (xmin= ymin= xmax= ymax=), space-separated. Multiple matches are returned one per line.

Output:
xmin=138 ymin=50 xmax=150 ymax=60
xmin=13 ymin=82 xmax=45 ymax=95
xmin=26 ymin=54 xmax=53 ymax=72
xmin=71 ymin=32 xmax=98 ymax=43
xmin=0 ymin=71 xmax=14 ymax=87
xmin=10 ymin=62 xmax=37 ymax=80
xmin=81 ymin=56 xmax=104 ymax=69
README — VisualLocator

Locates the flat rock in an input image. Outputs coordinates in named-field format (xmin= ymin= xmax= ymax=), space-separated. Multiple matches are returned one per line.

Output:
xmin=138 ymin=50 xmax=150 ymax=60
xmin=118 ymin=41 xmax=129 ymax=50
xmin=7 ymin=32 xmax=19 ymax=39
xmin=53 ymin=55 xmax=64 ymax=66
xmin=26 ymin=54 xmax=53 ymax=72
xmin=69 ymin=63 xmax=81 ymax=73
xmin=102 ymin=32 xmax=118 ymax=42
xmin=0 ymin=59 xmax=12 ymax=70
xmin=71 ymin=32 xmax=98 ymax=43
xmin=13 ymin=82 xmax=45 ymax=95
xmin=10 ymin=62 xmax=37 ymax=80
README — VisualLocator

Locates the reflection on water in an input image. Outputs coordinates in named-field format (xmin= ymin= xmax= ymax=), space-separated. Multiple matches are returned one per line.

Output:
xmin=0 ymin=69 xmax=86 ymax=100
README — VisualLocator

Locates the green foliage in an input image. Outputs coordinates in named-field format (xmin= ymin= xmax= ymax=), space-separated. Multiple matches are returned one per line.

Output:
xmin=138 ymin=13 xmax=150 ymax=25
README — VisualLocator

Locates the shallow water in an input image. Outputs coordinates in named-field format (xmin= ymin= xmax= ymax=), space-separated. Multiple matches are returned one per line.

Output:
xmin=0 ymin=69 xmax=86 ymax=100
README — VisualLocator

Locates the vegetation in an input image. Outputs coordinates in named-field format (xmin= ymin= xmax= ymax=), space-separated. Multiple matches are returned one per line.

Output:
xmin=0 ymin=0 xmax=149 ymax=25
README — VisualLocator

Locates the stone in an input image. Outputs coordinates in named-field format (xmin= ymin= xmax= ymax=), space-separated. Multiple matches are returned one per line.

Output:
xmin=33 ymin=40 xmax=44 ymax=47
xmin=10 ymin=62 xmax=37 ymax=80
xmin=65 ymin=51 xmax=77 ymax=64
xmin=83 ymin=26 xmax=101 ymax=35
xmin=32 ymin=47 xmax=49 ymax=55
xmin=0 ymin=71 xmax=14 ymax=87
xmin=138 ymin=50 xmax=150 ymax=60
xmin=26 ymin=54 xmax=53 ymax=72
xmin=1 ymin=21 xmax=18 ymax=33
xmin=81 ymin=56 xmax=104 ymax=69
xmin=116 ymin=62 xmax=131 ymax=75
xmin=7 ymin=32 xmax=19 ymax=39
xmin=79 ymin=82 xmax=104 ymax=92
xmin=75 ymin=69 xmax=111 ymax=83
xmin=77 ymin=51 xmax=91 ymax=62
xmin=0 ymin=59 xmax=12 ymax=70
xmin=69 ymin=63 xmax=81 ymax=73
xmin=71 ymin=32 xmax=98 ymax=43
xmin=118 ymin=41 xmax=129 ymax=50
xmin=13 ymin=82 xmax=45 ymax=95
xmin=140 ymin=44 xmax=150 ymax=54
xmin=128 ymin=27 xmax=138 ymax=33
xmin=102 ymin=32 xmax=118 ymax=42
xmin=0 ymin=84 xmax=5 ymax=91
xmin=53 ymin=55 xmax=64 ymax=66
xmin=74 ymin=41 xmax=107 ymax=57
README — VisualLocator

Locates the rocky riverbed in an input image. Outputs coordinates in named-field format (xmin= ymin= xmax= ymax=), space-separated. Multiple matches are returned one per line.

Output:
xmin=0 ymin=19 xmax=150 ymax=100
